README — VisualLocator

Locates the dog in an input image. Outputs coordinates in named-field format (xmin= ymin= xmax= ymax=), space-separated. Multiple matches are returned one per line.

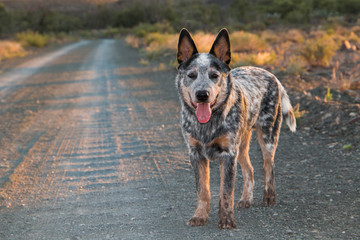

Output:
xmin=175 ymin=28 xmax=296 ymax=229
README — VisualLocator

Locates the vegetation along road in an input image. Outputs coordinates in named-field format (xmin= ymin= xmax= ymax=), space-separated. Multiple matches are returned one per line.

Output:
xmin=0 ymin=40 xmax=358 ymax=239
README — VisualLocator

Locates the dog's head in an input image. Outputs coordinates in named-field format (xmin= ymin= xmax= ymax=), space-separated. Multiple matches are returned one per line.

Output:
xmin=176 ymin=28 xmax=231 ymax=124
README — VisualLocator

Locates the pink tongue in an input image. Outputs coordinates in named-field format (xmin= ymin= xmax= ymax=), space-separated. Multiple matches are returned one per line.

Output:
xmin=195 ymin=103 xmax=211 ymax=123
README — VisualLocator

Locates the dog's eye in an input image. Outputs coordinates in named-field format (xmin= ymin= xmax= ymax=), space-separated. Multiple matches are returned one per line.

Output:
xmin=210 ymin=73 xmax=220 ymax=79
xmin=187 ymin=72 xmax=197 ymax=79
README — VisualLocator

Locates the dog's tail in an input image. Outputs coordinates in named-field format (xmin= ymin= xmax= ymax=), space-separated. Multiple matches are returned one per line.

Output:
xmin=280 ymin=86 xmax=296 ymax=132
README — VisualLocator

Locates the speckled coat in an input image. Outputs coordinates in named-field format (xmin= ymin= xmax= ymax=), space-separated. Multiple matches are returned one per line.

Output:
xmin=176 ymin=28 xmax=296 ymax=229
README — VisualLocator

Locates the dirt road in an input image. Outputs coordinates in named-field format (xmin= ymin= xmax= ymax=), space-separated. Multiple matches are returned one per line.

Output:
xmin=0 ymin=40 xmax=358 ymax=239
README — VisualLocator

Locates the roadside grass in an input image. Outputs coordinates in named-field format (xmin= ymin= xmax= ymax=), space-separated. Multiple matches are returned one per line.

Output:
xmin=125 ymin=24 xmax=360 ymax=91
xmin=16 ymin=31 xmax=50 ymax=48
xmin=230 ymin=31 xmax=269 ymax=52
xmin=293 ymin=103 xmax=308 ymax=119
xmin=1 ymin=31 xmax=77 ymax=63
xmin=125 ymin=28 xmax=292 ymax=69
xmin=300 ymin=34 xmax=341 ymax=67
xmin=3 ymin=20 xmax=360 ymax=94
xmin=0 ymin=41 xmax=26 ymax=61
xmin=232 ymin=51 xmax=277 ymax=67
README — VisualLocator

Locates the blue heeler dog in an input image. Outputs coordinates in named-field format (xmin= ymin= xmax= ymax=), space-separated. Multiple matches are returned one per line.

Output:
xmin=176 ymin=28 xmax=296 ymax=229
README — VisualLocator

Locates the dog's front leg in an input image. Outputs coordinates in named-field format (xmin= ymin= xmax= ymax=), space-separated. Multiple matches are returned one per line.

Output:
xmin=218 ymin=155 xmax=237 ymax=229
xmin=187 ymin=148 xmax=211 ymax=226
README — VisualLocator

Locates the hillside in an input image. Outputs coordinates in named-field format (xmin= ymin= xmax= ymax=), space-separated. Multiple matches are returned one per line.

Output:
xmin=0 ymin=0 xmax=120 ymax=11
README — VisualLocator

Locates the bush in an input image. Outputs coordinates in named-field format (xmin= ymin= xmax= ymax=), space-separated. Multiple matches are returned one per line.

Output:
xmin=232 ymin=52 xmax=277 ymax=67
xmin=144 ymin=32 xmax=177 ymax=59
xmin=16 ymin=31 xmax=49 ymax=48
xmin=231 ymin=31 xmax=269 ymax=52
xmin=300 ymin=34 xmax=340 ymax=67
xmin=172 ymin=0 xmax=223 ymax=31
xmin=0 ymin=41 xmax=26 ymax=61
xmin=115 ymin=1 xmax=175 ymax=29
xmin=284 ymin=56 xmax=307 ymax=75
xmin=0 ymin=4 xmax=11 ymax=34
xmin=133 ymin=22 xmax=174 ymax=38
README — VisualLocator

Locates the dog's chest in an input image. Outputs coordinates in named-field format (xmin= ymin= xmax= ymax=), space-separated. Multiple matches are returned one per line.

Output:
xmin=203 ymin=134 xmax=237 ymax=160
xmin=187 ymin=132 xmax=237 ymax=161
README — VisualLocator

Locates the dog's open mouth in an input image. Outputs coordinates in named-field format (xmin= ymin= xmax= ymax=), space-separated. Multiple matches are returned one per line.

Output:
xmin=191 ymin=98 xmax=217 ymax=124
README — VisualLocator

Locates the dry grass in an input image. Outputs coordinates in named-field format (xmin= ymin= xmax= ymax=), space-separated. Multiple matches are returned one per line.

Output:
xmin=300 ymin=34 xmax=340 ymax=67
xmin=144 ymin=33 xmax=178 ymax=52
xmin=0 ymin=41 xmax=26 ymax=61
xmin=284 ymin=55 xmax=307 ymax=75
xmin=16 ymin=31 xmax=49 ymax=48
xmin=230 ymin=31 xmax=269 ymax=52
xmin=193 ymin=32 xmax=216 ymax=52
xmin=293 ymin=103 xmax=308 ymax=119
xmin=125 ymin=35 xmax=141 ymax=48
xmin=232 ymin=51 xmax=277 ymax=67
xmin=126 ymin=26 xmax=360 ymax=93
xmin=283 ymin=29 xmax=305 ymax=43
xmin=260 ymin=30 xmax=281 ymax=44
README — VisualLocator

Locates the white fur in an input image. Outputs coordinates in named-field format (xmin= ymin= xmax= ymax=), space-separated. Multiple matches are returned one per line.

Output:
xmin=280 ymin=85 xmax=296 ymax=132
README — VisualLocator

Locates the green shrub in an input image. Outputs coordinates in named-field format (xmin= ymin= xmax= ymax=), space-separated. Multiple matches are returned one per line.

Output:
xmin=172 ymin=1 xmax=223 ymax=31
xmin=99 ymin=27 xmax=122 ymax=38
xmin=324 ymin=88 xmax=333 ymax=101
xmin=115 ymin=1 xmax=175 ymax=29
xmin=16 ymin=31 xmax=49 ymax=48
xmin=285 ymin=56 xmax=307 ymax=75
xmin=300 ymin=35 xmax=340 ymax=67
xmin=133 ymin=22 xmax=174 ymax=38
xmin=144 ymin=48 xmax=174 ymax=60
xmin=0 ymin=4 xmax=11 ymax=34
xmin=143 ymin=32 xmax=177 ymax=59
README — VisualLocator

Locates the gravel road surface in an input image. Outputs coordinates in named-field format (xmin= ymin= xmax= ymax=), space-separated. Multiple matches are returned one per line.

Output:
xmin=0 ymin=40 xmax=358 ymax=239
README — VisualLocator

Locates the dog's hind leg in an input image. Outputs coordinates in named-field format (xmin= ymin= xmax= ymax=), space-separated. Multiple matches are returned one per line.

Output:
xmin=236 ymin=130 xmax=254 ymax=209
xmin=256 ymin=106 xmax=282 ymax=206
xmin=187 ymin=145 xmax=211 ymax=226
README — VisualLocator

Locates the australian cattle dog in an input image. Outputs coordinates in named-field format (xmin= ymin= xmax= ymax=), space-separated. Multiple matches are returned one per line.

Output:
xmin=175 ymin=28 xmax=296 ymax=229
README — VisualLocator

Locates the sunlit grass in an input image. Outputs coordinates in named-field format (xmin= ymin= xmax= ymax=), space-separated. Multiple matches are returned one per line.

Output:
xmin=293 ymin=103 xmax=308 ymax=119
xmin=16 ymin=31 xmax=49 ymax=48
xmin=0 ymin=41 xmax=26 ymax=61
xmin=284 ymin=56 xmax=307 ymax=76
xmin=231 ymin=31 xmax=269 ymax=52
xmin=125 ymin=35 xmax=141 ymax=48
xmin=232 ymin=51 xmax=277 ymax=67
xmin=300 ymin=34 xmax=340 ymax=67
xmin=125 ymin=25 xmax=359 ymax=90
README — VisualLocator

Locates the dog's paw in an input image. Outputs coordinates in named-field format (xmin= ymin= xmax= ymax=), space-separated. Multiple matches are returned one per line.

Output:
xmin=187 ymin=216 xmax=208 ymax=226
xmin=262 ymin=191 xmax=276 ymax=206
xmin=237 ymin=198 xmax=253 ymax=209
xmin=218 ymin=215 xmax=236 ymax=229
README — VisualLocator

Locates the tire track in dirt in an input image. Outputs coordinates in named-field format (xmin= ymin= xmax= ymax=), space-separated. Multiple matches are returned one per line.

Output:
xmin=0 ymin=39 xmax=192 ymax=239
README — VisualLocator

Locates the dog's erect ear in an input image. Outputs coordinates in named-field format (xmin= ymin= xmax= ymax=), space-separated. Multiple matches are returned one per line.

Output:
xmin=209 ymin=28 xmax=231 ymax=65
xmin=177 ymin=28 xmax=198 ymax=64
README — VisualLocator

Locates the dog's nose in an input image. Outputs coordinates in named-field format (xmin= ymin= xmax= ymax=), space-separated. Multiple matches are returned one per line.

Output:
xmin=196 ymin=90 xmax=210 ymax=102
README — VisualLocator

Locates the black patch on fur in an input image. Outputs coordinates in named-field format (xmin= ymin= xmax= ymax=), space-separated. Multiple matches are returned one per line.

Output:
xmin=222 ymin=156 xmax=236 ymax=193
xmin=258 ymin=81 xmax=280 ymax=144
xmin=212 ymin=75 xmax=233 ymax=114
xmin=209 ymin=56 xmax=231 ymax=73
xmin=190 ymin=145 xmax=206 ymax=192
xmin=178 ymin=53 xmax=200 ymax=70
